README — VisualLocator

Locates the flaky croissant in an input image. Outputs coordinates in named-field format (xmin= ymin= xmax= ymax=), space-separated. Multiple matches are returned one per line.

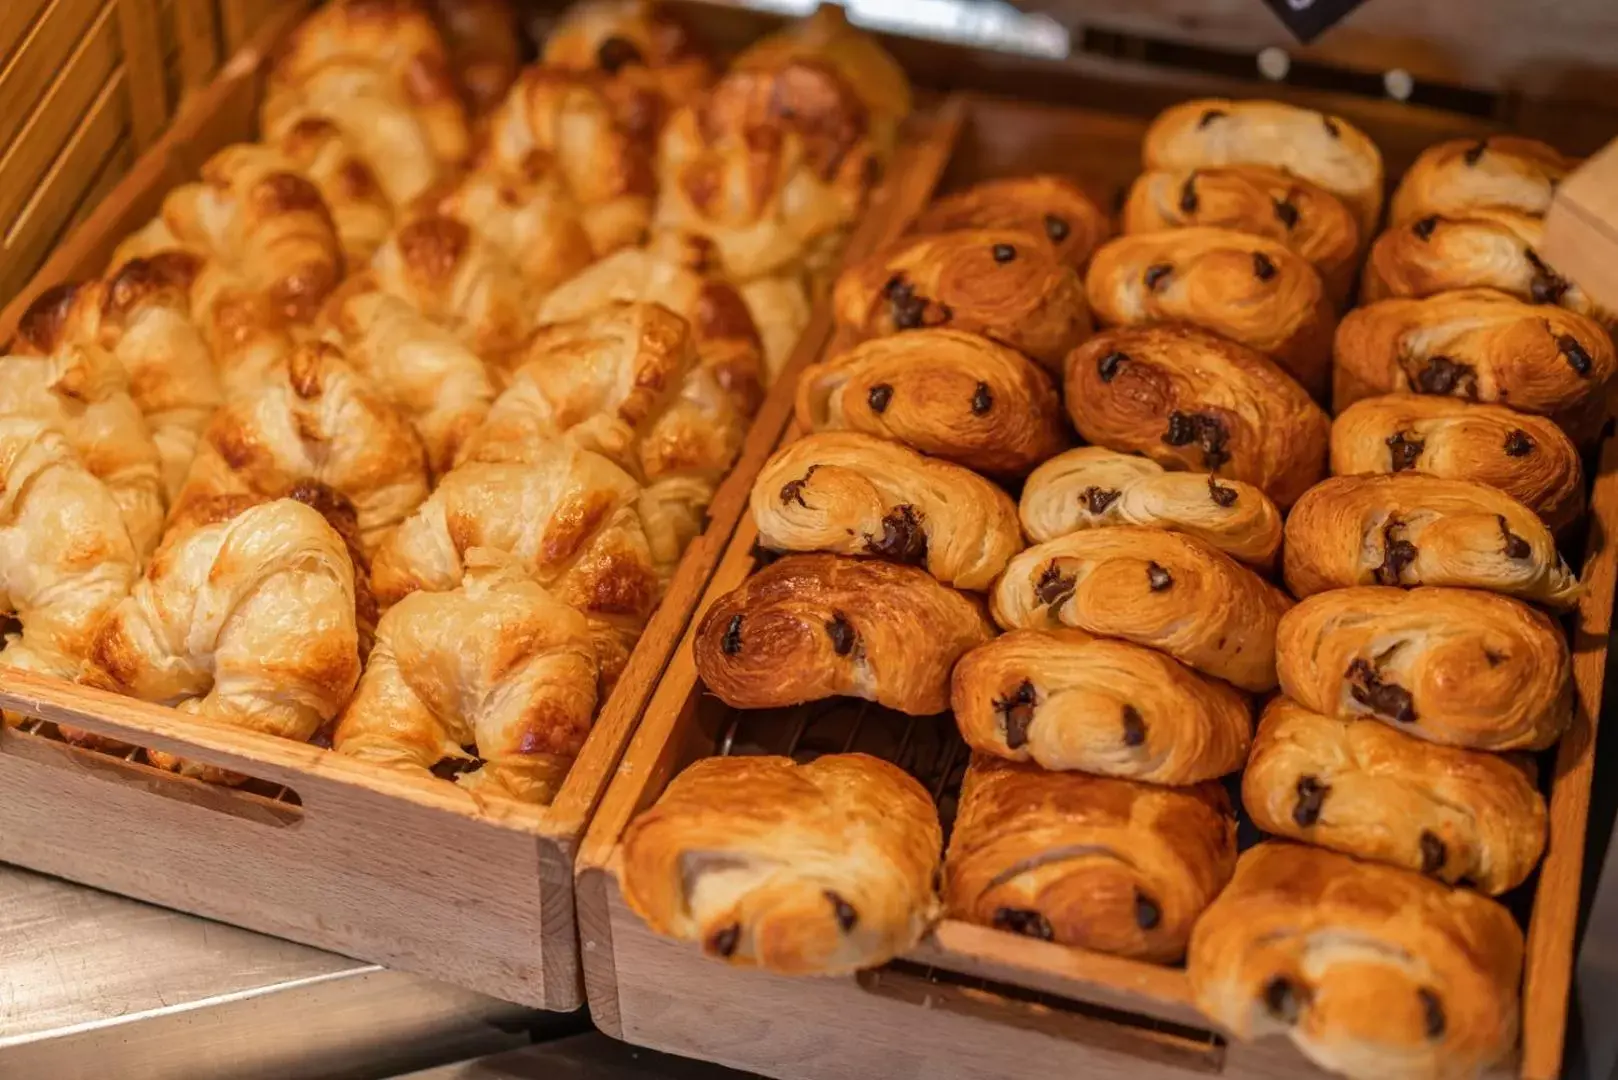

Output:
xmin=1389 ymin=135 xmax=1577 ymax=224
xmin=429 ymin=0 xmax=522 ymax=116
xmin=913 ymin=175 xmax=1112 ymax=272
xmin=272 ymin=114 xmax=398 ymax=269
xmin=429 ymin=166 xmax=597 ymax=297
xmin=738 ymin=271 xmax=813 ymax=385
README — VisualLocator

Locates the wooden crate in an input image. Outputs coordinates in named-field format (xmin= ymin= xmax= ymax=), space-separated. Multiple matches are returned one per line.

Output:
xmin=574 ymin=91 xmax=1618 ymax=1077
xmin=0 ymin=8 xmax=957 ymax=1011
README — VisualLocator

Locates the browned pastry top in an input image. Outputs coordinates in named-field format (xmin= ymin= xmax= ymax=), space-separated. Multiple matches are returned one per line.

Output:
xmin=1390 ymin=135 xmax=1578 ymax=224
xmin=913 ymin=174 xmax=1113 ymax=272
xmin=429 ymin=0 xmax=522 ymax=116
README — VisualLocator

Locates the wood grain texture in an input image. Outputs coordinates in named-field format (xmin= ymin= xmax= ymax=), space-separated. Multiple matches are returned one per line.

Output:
xmin=114 ymin=0 xmax=170 ymax=149
xmin=0 ymin=0 xmax=108 ymax=156
xmin=1542 ymin=140 xmax=1618 ymax=314
xmin=170 ymin=0 xmax=222 ymax=98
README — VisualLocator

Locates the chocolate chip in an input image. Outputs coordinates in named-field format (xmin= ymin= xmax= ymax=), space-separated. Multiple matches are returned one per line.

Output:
xmin=1499 ymin=515 xmax=1531 ymax=559
xmin=1419 ymin=989 xmax=1446 ymax=1039
xmin=1144 ymin=263 xmax=1173 ymax=290
xmin=1146 ymin=562 xmax=1173 ymax=591
xmin=1420 ymin=831 xmax=1447 ymax=875
xmin=992 ymin=243 xmax=1017 ymax=263
xmin=1082 ymin=486 xmax=1122 ymax=515
xmin=826 ymin=890 xmax=858 ymax=931
xmin=1121 ymin=705 xmax=1146 ymax=747
xmin=1273 ymin=198 xmax=1299 ymax=230
xmin=885 ymin=276 xmax=937 ymax=330
xmin=1208 ymin=476 xmax=1239 ymax=507
xmin=710 ymin=923 xmax=740 ymax=957
xmin=1464 ymin=139 xmax=1488 ymax=166
xmin=1293 ymin=775 xmax=1329 ymax=827
xmin=1263 ymin=976 xmax=1307 ymax=1024
xmin=1097 ymin=351 xmax=1129 ymax=382
xmin=1413 ymin=216 xmax=1439 ymax=240
xmin=1134 ymin=890 xmax=1161 ymax=930
xmin=1523 ymin=248 xmax=1570 ymax=304
xmin=865 ymin=504 xmax=928 ymax=566
xmin=971 ymin=382 xmax=993 ymax=415
xmin=868 ymin=383 xmax=893 ymax=412
xmin=721 ymin=614 xmax=744 ymax=655
xmin=993 ymin=907 xmax=1054 ymax=940
xmin=1162 ymin=411 xmax=1231 ymax=469
xmin=1252 ymin=252 xmax=1278 ymax=281
xmin=882 ymin=275 xmax=906 ymax=297
xmin=1558 ymin=333 xmax=1593 ymax=376
xmin=1375 ymin=517 xmax=1419 ymax=585
xmin=825 ymin=613 xmax=855 ymax=656
xmin=1036 ymin=562 xmax=1075 ymax=607
xmin=995 ymin=680 xmax=1037 ymax=749
xmin=1322 ymin=116 xmax=1341 ymax=139
xmin=595 ymin=35 xmax=644 ymax=73
xmin=1044 ymin=214 xmax=1070 ymax=243
xmin=1179 ymin=174 xmax=1199 ymax=215
xmin=1414 ymin=355 xmax=1476 ymax=396
xmin=1198 ymin=108 xmax=1227 ymax=128
xmin=779 ymin=465 xmax=818 ymax=506
xmin=1348 ymin=658 xmax=1416 ymax=723
xmin=1484 ymin=648 xmax=1506 ymax=667
xmin=1504 ymin=429 xmax=1534 ymax=456
xmin=1386 ymin=430 xmax=1425 ymax=471
xmin=431 ymin=753 xmax=485 ymax=780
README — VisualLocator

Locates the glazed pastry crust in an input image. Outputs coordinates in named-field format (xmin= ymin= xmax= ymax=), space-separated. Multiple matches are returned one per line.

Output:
xmin=795 ymin=329 xmax=1069 ymax=477
xmin=833 ymin=229 xmax=1092 ymax=373
xmin=750 ymin=431 xmax=1024 ymax=591
xmin=951 ymin=628 xmax=1252 ymax=785
xmin=1064 ymin=325 xmax=1329 ymax=508
xmin=1330 ymin=394 xmax=1584 ymax=534
xmin=692 ymin=554 xmax=995 ymax=714
xmin=621 ymin=752 xmax=941 ymax=975
xmin=1244 ymin=698 xmax=1547 ymax=894
xmin=1019 ymin=447 xmax=1282 ymax=568
xmin=1084 ymin=227 xmax=1335 ymax=397
xmin=913 ymin=175 xmax=1113 ymax=272
xmin=1275 ymin=585 xmax=1572 ymax=752
xmin=1188 ymin=842 xmax=1524 ymax=1080
xmin=1389 ymin=135 xmax=1577 ymax=224
xmin=990 ymin=525 xmax=1292 ymax=693
xmin=947 ymin=756 xmax=1236 ymax=963
xmin=1282 ymin=473 xmax=1581 ymax=610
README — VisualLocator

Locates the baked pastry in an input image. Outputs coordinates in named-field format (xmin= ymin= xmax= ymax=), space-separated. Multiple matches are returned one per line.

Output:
xmin=1244 ymin=698 xmax=1548 ymax=894
xmin=1389 ymin=135 xmax=1578 ymax=224
xmin=794 ymin=329 xmax=1069 ymax=477
xmin=1330 ymin=394 xmax=1584 ymax=534
xmin=430 ymin=167 xmax=598 ymax=296
xmin=912 ymin=175 xmax=1112 ymax=272
xmin=692 ymin=554 xmax=995 ymax=714
xmin=271 ymin=114 xmax=398 ymax=268
xmin=1019 ymin=447 xmax=1282 ymax=568
xmin=951 ymin=629 xmax=1252 ymax=784
xmin=334 ymin=561 xmax=598 ymax=804
xmin=1275 ymin=585 xmax=1572 ymax=752
xmin=621 ymin=752 xmax=942 ymax=975
xmin=1122 ymin=165 xmax=1359 ymax=302
xmin=750 ymin=432 xmax=1023 ymax=591
xmin=1141 ymin=99 xmax=1385 ymax=234
xmin=738 ymin=271 xmax=813 ymax=385
xmin=1084 ymin=227 xmax=1335 ymax=397
xmin=833 ymin=229 xmax=1091 ymax=373
xmin=990 ymin=526 xmax=1291 ymax=692
xmin=429 ymin=0 xmax=522 ymax=115
xmin=1283 ymin=474 xmax=1581 ymax=610
xmin=1064 ymin=325 xmax=1330 ymax=508
xmin=86 ymin=497 xmax=362 ymax=783
xmin=947 ymin=756 xmax=1235 ymax=963
xmin=1188 ymin=842 xmax=1524 ymax=1080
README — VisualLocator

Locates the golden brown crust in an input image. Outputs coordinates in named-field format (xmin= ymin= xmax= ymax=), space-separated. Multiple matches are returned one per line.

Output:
xmin=833 ymin=229 xmax=1091 ymax=373
xmin=692 ymin=554 xmax=995 ymax=714
xmin=1275 ymin=585 xmax=1572 ymax=752
xmin=990 ymin=526 xmax=1291 ymax=692
xmin=1064 ymin=325 xmax=1329 ymax=508
xmin=1188 ymin=842 xmax=1524 ymax=1080
xmin=428 ymin=0 xmax=522 ymax=115
xmin=1244 ymin=698 xmax=1547 ymax=894
xmin=913 ymin=175 xmax=1112 ymax=272
xmin=1084 ymin=227 xmax=1335 ymax=397
xmin=951 ymin=629 xmax=1252 ymax=785
xmin=794 ymin=329 xmax=1069 ymax=477
xmin=1389 ymin=135 xmax=1578 ymax=224
xmin=429 ymin=167 xmax=598 ymax=295
xmin=947 ymin=756 xmax=1235 ymax=963
xmin=1330 ymin=394 xmax=1584 ymax=534
xmin=621 ymin=752 xmax=941 ymax=975
xmin=1282 ymin=473 xmax=1581 ymax=610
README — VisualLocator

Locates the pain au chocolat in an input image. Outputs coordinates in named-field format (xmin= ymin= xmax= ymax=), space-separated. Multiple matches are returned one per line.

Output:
xmin=622 ymin=752 xmax=941 ymax=975
xmin=1188 ymin=842 xmax=1523 ymax=1080
xmin=693 ymin=554 xmax=995 ymax=715
xmin=1389 ymin=135 xmax=1578 ymax=224
xmin=795 ymin=329 xmax=1069 ymax=477
xmin=991 ymin=525 xmax=1291 ymax=693
xmin=1244 ymin=698 xmax=1547 ymax=894
xmin=947 ymin=756 xmax=1236 ymax=963
xmin=1064 ymin=325 xmax=1330 ymax=508
xmin=952 ymin=628 xmax=1252 ymax=785
xmin=1282 ymin=474 xmax=1580 ymax=610
xmin=912 ymin=174 xmax=1113 ymax=272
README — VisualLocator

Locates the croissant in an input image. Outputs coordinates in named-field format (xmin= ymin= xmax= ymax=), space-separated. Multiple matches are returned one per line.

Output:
xmin=270 ymin=114 xmax=398 ymax=269
xmin=86 ymin=498 xmax=361 ymax=783
xmin=621 ymin=752 xmax=942 ymax=975
xmin=1019 ymin=447 xmax=1282 ymax=568
xmin=1085 ymin=227 xmax=1335 ymax=397
xmin=1283 ymin=474 xmax=1581 ymax=610
xmin=1141 ymin=99 xmax=1385 ymax=234
xmin=912 ymin=175 xmax=1112 ymax=272
xmin=750 ymin=432 xmax=1023 ymax=591
xmin=692 ymin=554 xmax=995 ymax=715
xmin=794 ymin=329 xmax=1069 ymax=477
xmin=1389 ymin=135 xmax=1578 ymax=224
xmin=951 ymin=628 xmax=1252 ymax=785
xmin=738 ymin=271 xmax=813 ymax=385
xmin=990 ymin=526 xmax=1291 ymax=692
xmin=429 ymin=0 xmax=522 ymax=116
xmin=1330 ymin=394 xmax=1584 ymax=534
xmin=1275 ymin=585 xmax=1572 ymax=752
xmin=833 ymin=229 xmax=1091 ymax=373
xmin=1064 ymin=325 xmax=1330 ymax=508
xmin=947 ymin=756 xmax=1236 ymax=963
xmin=1188 ymin=842 xmax=1523 ymax=1080
xmin=1244 ymin=698 xmax=1548 ymax=894
xmin=430 ymin=167 xmax=597 ymax=296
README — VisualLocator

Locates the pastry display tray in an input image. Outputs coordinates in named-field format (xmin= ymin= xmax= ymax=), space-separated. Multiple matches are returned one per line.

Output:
xmin=573 ymin=89 xmax=1618 ymax=1078
xmin=0 ymin=5 xmax=955 ymax=1012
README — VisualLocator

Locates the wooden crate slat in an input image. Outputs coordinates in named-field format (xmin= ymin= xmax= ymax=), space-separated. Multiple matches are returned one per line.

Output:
xmin=114 ymin=0 xmax=170 ymax=148
xmin=171 ymin=0 xmax=220 ymax=99
xmin=0 ymin=4 xmax=44 ymax=72
xmin=63 ymin=135 xmax=134 ymax=236
xmin=0 ymin=0 xmax=113 ymax=158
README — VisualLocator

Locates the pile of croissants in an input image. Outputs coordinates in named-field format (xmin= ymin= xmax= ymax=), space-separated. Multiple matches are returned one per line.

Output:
xmin=0 ymin=0 xmax=911 ymax=804
xmin=621 ymin=98 xmax=1611 ymax=1080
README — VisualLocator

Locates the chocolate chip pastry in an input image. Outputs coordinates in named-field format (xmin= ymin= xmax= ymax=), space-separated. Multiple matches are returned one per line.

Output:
xmin=952 ymin=628 xmax=1252 ymax=785
xmin=1389 ymin=135 xmax=1578 ymax=224
xmin=912 ymin=174 xmax=1113 ymax=272
xmin=693 ymin=554 xmax=995 ymax=714
xmin=991 ymin=525 xmax=1292 ymax=693
xmin=1188 ymin=842 xmax=1523 ymax=1080
xmin=621 ymin=753 xmax=942 ymax=975
xmin=946 ymin=755 xmax=1236 ymax=963
xmin=1019 ymin=446 xmax=1282 ymax=568
xmin=1243 ymin=698 xmax=1548 ymax=894
xmin=795 ymin=329 xmax=1070 ymax=477
xmin=1064 ymin=325 xmax=1330 ymax=508
xmin=1282 ymin=473 xmax=1581 ymax=610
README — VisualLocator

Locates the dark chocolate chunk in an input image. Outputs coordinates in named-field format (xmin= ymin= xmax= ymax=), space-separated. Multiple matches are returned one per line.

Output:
xmin=1374 ymin=517 xmax=1418 ymax=586
xmin=992 ymin=243 xmax=1017 ymax=263
xmin=1386 ymin=430 xmax=1425 ymax=471
xmin=1322 ymin=116 xmax=1341 ymax=139
xmin=595 ymin=35 xmax=644 ymax=73
xmin=1044 ymin=214 xmax=1070 ymax=243
xmin=1082 ymin=486 xmax=1122 ymax=515
xmin=995 ymin=679 xmax=1038 ymax=749
xmin=1464 ymin=139 xmax=1488 ymax=165
xmin=825 ymin=612 xmax=856 ymax=656
xmin=1484 ymin=648 xmax=1507 ymax=667
xmin=430 ymin=753 xmax=485 ymax=781
xmin=1121 ymin=705 xmax=1147 ymax=747
xmin=1558 ymin=333 xmax=1593 ymax=376
xmin=868 ymin=383 xmax=893 ymax=413
xmin=1036 ymin=562 xmax=1076 ymax=607
xmin=1504 ymin=429 xmax=1534 ymax=456
xmin=825 ymin=890 xmax=859 ymax=932
xmin=1179 ymin=174 xmax=1199 ymax=215
xmin=779 ymin=465 xmax=818 ymax=506
xmin=993 ymin=907 xmax=1055 ymax=940
xmin=1413 ymin=216 xmax=1439 ymax=241
xmin=1097 ymin=351 xmax=1129 ymax=382
xmin=971 ymin=381 xmax=993 ymax=415
xmin=1199 ymin=108 xmax=1227 ymax=128
xmin=1419 ymin=989 xmax=1446 ymax=1039
xmin=1348 ymin=658 xmax=1417 ymax=723
xmin=1415 ymin=355 xmax=1475 ymax=396
xmin=1524 ymin=248 xmax=1569 ymax=304
xmin=1498 ymin=515 xmax=1531 ymax=559
xmin=710 ymin=923 xmax=741 ymax=957
xmin=1252 ymin=252 xmax=1278 ymax=281
xmin=1134 ymin=890 xmax=1161 ymax=930
xmin=886 ymin=276 xmax=940 ymax=330
xmin=721 ymin=614 xmax=744 ymax=655
xmin=1146 ymin=561 xmax=1173 ymax=591
xmin=1420 ymin=831 xmax=1447 ymax=875
xmin=1263 ymin=976 xmax=1307 ymax=1024
xmin=1144 ymin=263 xmax=1174 ymax=290
xmin=865 ymin=504 xmax=928 ymax=565
xmin=1161 ymin=410 xmax=1232 ymax=469
xmin=1293 ymin=775 xmax=1329 ymax=827
xmin=1273 ymin=198 xmax=1299 ymax=230
xmin=1208 ymin=476 xmax=1239 ymax=507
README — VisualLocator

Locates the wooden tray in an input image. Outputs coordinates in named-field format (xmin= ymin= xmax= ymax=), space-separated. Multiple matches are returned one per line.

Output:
xmin=0 ymin=9 xmax=956 ymax=1010
xmin=574 ymin=91 xmax=1618 ymax=1076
